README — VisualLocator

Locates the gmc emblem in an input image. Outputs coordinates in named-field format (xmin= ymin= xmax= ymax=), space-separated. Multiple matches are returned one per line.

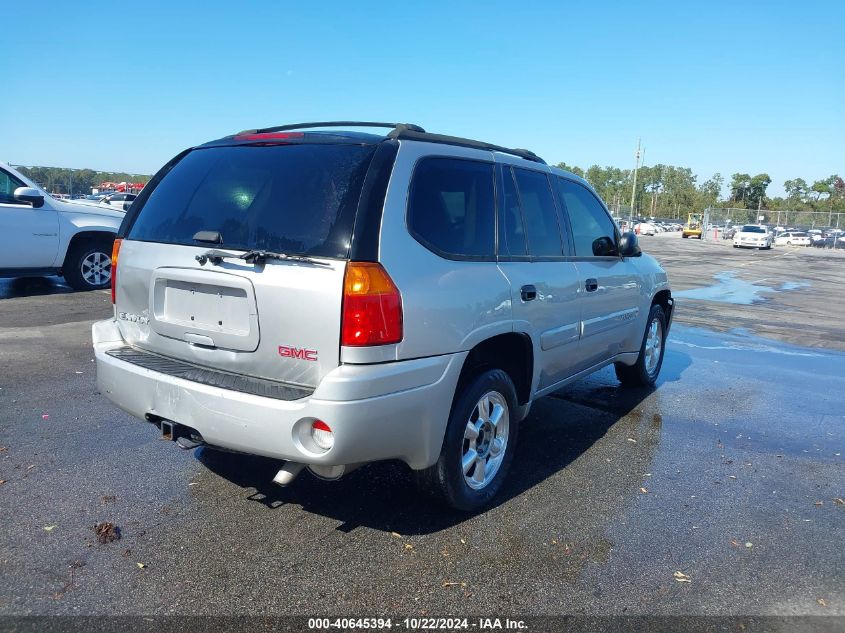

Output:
xmin=278 ymin=345 xmax=318 ymax=362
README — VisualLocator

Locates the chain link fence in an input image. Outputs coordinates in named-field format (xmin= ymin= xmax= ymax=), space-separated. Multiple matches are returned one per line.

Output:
xmin=706 ymin=207 xmax=844 ymax=230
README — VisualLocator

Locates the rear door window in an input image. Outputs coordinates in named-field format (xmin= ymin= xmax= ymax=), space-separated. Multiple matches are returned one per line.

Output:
xmin=128 ymin=143 xmax=377 ymax=258
xmin=407 ymin=157 xmax=495 ymax=259
xmin=512 ymin=168 xmax=564 ymax=257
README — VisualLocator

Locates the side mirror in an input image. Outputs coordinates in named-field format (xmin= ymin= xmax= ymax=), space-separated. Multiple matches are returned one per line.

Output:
xmin=591 ymin=235 xmax=618 ymax=256
xmin=13 ymin=187 xmax=45 ymax=208
xmin=618 ymin=232 xmax=642 ymax=257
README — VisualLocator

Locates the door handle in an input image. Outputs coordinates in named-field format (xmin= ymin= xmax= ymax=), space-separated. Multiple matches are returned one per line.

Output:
xmin=585 ymin=278 xmax=599 ymax=292
xmin=520 ymin=284 xmax=538 ymax=302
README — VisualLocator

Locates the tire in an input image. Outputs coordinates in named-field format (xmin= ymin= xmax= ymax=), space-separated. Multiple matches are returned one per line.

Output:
xmin=63 ymin=238 xmax=114 ymax=291
xmin=415 ymin=369 xmax=519 ymax=512
xmin=615 ymin=304 xmax=667 ymax=387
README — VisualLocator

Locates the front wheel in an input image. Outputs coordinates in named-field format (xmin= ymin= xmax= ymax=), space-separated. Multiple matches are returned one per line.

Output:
xmin=415 ymin=369 xmax=519 ymax=512
xmin=63 ymin=239 xmax=114 ymax=290
xmin=615 ymin=304 xmax=667 ymax=387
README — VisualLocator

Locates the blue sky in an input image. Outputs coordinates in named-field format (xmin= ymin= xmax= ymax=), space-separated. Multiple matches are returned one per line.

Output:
xmin=1 ymin=0 xmax=842 ymax=196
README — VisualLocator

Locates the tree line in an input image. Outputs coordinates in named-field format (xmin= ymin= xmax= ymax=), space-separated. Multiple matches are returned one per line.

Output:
xmin=11 ymin=162 xmax=844 ymax=220
xmin=13 ymin=166 xmax=150 ymax=196
xmin=556 ymin=161 xmax=844 ymax=219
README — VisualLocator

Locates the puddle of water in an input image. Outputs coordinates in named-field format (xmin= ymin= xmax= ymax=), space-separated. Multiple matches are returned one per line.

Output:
xmin=675 ymin=271 xmax=808 ymax=304
xmin=669 ymin=336 xmax=824 ymax=358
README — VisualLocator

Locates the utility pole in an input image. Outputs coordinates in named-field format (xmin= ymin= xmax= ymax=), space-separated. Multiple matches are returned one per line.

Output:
xmin=629 ymin=138 xmax=641 ymax=230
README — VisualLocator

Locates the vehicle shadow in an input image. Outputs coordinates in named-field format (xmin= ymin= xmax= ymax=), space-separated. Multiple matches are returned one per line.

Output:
xmin=196 ymin=350 xmax=691 ymax=534
xmin=0 ymin=276 xmax=72 ymax=299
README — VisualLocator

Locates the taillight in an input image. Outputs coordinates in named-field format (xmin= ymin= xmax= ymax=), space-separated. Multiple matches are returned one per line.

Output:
xmin=110 ymin=238 xmax=122 ymax=304
xmin=341 ymin=262 xmax=403 ymax=347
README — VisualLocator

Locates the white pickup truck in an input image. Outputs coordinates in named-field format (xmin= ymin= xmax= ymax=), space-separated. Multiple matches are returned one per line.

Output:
xmin=0 ymin=162 xmax=124 ymax=290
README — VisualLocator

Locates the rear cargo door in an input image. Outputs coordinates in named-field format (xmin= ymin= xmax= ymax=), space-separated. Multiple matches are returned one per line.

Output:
xmin=115 ymin=141 xmax=378 ymax=388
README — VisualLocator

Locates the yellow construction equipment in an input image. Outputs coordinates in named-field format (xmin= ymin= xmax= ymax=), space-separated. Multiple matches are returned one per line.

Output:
xmin=682 ymin=213 xmax=703 ymax=239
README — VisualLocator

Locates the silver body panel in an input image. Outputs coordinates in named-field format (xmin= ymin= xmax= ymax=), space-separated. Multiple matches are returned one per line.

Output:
xmin=115 ymin=240 xmax=345 ymax=388
xmin=96 ymin=136 xmax=672 ymax=470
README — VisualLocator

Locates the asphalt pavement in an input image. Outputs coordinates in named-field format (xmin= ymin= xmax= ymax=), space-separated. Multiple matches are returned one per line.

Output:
xmin=0 ymin=235 xmax=843 ymax=620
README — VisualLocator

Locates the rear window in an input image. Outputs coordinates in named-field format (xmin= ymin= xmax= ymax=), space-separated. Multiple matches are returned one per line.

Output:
xmin=128 ymin=144 xmax=376 ymax=258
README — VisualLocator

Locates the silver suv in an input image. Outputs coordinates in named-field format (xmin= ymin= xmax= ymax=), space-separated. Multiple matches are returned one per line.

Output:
xmin=93 ymin=122 xmax=673 ymax=511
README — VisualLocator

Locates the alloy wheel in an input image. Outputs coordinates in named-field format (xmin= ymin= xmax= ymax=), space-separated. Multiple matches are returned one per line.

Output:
xmin=462 ymin=391 xmax=510 ymax=490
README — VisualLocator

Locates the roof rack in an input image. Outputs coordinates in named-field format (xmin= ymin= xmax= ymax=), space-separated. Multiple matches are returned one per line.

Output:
xmin=234 ymin=121 xmax=546 ymax=164
xmin=387 ymin=128 xmax=545 ymax=164
xmin=237 ymin=121 xmax=426 ymax=135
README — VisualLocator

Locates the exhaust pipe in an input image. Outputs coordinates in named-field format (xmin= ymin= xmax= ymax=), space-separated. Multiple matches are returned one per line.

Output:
xmin=272 ymin=462 xmax=364 ymax=486
xmin=272 ymin=462 xmax=305 ymax=486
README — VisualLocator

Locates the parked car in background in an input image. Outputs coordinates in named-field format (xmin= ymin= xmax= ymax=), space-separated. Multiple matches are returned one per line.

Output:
xmin=99 ymin=192 xmax=137 ymax=211
xmin=813 ymin=235 xmax=845 ymax=249
xmin=810 ymin=230 xmax=826 ymax=244
xmin=774 ymin=231 xmax=811 ymax=247
xmin=634 ymin=222 xmax=657 ymax=236
xmin=733 ymin=224 xmax=773 ymax=249
xmin=0 ymin=161 xmax=121 ymax=290
xmin=93 ymin=121 xmax=673 ymax=511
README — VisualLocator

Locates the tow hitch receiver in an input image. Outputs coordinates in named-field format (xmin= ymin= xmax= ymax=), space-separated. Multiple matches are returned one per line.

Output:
xmin=155 ymin=417 xmax=205 ymax=450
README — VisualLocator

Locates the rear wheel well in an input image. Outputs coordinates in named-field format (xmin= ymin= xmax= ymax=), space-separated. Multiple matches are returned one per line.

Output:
xmin=63 ymin=231 xmax=116 ymax=269
xmin=457 ymin=333 xmax=533 ymax=406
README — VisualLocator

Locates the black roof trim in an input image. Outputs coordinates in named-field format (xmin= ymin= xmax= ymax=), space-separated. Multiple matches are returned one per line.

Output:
xmin=232 ymin=121 xmax=545 ymax=164
xmin=237 ymin=121 xmax=426 ymax=135
xmin=388 ymin=128 xmax=546 ymax=164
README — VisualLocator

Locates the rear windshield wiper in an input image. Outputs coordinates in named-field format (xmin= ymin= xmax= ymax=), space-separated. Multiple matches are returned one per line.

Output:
xmin=196 ymin=248 xmax=328 ymax=267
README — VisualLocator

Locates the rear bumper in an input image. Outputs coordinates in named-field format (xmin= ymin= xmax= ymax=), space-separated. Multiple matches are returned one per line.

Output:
xmin=93 ymin=319 xmax=464 ymax=469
